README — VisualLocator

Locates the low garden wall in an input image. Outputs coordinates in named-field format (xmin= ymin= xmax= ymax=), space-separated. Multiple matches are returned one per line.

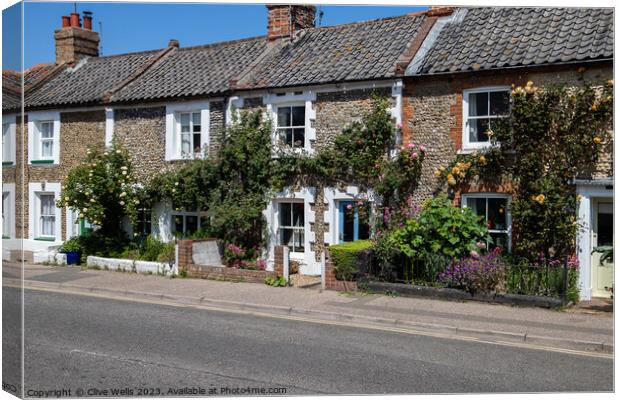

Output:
xmin=365 ymin=281 xmax=564 ymax=309
xmin=86 ymin=256 xmax=176 ymax=276
xmin=178 ymin=239 xmax=276 ymax=283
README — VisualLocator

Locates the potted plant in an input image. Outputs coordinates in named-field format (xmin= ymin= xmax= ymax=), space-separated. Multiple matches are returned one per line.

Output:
xmin=59 ymin=236 xmax=82 ymax=265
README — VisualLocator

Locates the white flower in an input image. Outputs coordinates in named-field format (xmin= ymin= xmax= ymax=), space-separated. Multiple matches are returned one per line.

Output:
xmin=175 ymin=182 xmax=179 ymax=186
xmin=121 ymin=166 xmax=128 ymax=170
xmin=122 ymin=171 xmax=127 ymax=175
xmin=119 ymin=201 xmax=125 ymax=206
xmin=64 ymin=197 xmax=69 ymax=201
xmin=120 ymin=192 xmax=126 ymax=197
xmin=79 ymin=213 xmax=84 ymax=218
xmin=134 ymin=199 xmax=140 ymax=205
xmin=116 ymin=150 xmax=121 ymax=154
xmin=90 ymin=198 xmax=96 ymax=203
xmin=172 ymin=188 xmax=176 ymax=193
xmin=82 ymin=208 xmax=88 ymax=212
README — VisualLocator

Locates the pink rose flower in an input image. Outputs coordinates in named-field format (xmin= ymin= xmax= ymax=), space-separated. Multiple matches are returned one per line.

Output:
xmin=476 ymin=242 xmax=486 ymax=249
xmin=470 ymin=250 xmax=480 ymax=258
xmin=407 ymin=143 xmax=415 ymax=149
xmin=412 ymin=152 xmax=418 ymax=159
xmin=419 ymin=145 xmax=427 ymax=153
xmin=346 ymin=204 xmax=353 ymax=210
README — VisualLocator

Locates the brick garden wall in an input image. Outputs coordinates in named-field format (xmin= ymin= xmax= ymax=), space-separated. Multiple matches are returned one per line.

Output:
xmin=177 ymin=239 xmax=276 ymax=283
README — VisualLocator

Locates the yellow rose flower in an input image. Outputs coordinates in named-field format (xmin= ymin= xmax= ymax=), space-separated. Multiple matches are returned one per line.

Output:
xmin=535 ymin=194 xmax=545 ymax=205
xmin=447 ymin=174 xmax=456 ymax=186
xmin=593 ymin=136 xmax=602 ymax=144
xmin=434 ymin=170 xmax=442 ymax=178
xmin=479 ymin=155 xmax=487 ymax=164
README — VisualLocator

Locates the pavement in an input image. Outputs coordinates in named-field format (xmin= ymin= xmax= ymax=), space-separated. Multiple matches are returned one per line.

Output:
xmin=3 ymin=287 xmax=613 ymax=395
xmin=2 ymin=262 xmax=614 ymax=355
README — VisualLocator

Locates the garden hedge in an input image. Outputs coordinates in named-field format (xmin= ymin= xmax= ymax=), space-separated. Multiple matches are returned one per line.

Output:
xmin=328 ymin=240 xmax=372 ymax=281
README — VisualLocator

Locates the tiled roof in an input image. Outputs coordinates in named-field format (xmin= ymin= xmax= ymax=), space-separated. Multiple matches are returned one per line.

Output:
xmin=111 ymin=37 xmax=268 ymax=102
xmin=410 ymin=7 xmax=614 ymax=75
xmin=25 ymin=50 xmax=162 ymax=108
xmin=3 ymin=64 xmax=56 ymax=110
xmin=236 ymin=14 xmax=426 ymax=89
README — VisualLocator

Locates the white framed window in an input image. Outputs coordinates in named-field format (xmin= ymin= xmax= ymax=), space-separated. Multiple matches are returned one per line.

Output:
xmin=179 ymin=112 xmax=202 ymax=156
xmin=28 ymin=111 xmax=60 ymax=164
xmin=2 ymin=184 xmax=15 ymax=239
xmin=29 ymin=182 xmax=61 ymax=241
xmin=39 ymin=194 xmax=56 ymax=237
xmin=276 ymin=105 xmax=306 ymax=148
xmin=462 ymin=193 xmax=511 ymax=251
xmin=2 ymin=114 xmax=16 ymax=166
xmin=462 ymin=87 xmax=510 ymax=150
xmin=264 ymin=91 xmax=316 ymax=153
xmin=278 ymin=202 xmax=305 ymax=253
xmin=165 ymin=102 xmax=210 ymax=161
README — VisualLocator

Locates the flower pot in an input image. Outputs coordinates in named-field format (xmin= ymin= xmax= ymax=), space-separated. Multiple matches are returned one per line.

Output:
xmin=65 ymin=251 xmax=81 ymax=265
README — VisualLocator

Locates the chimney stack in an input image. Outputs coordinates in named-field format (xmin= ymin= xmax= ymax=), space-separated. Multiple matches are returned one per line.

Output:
xmin=54 ymin=11 xmax=100 ymax=65
xmin=266 ymin=5 xmax=316 ymax=41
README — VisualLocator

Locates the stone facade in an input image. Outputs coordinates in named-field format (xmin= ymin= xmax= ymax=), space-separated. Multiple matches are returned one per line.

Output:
xmin=403 ymin=62 xmax=614 ymax=203
xmin=314 ymin=87 xmax=392 ymax=150
xmin=113 ymin=107 xmax=167 ymax=183
xmin=4 ymin=111 xmax=105 ymax=239
xmin=208 ymin=100 xmax=225 ymax=155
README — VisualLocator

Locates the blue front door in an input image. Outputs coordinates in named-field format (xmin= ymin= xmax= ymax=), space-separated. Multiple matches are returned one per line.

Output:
xmin=338 ymin=201 xmax=370 ymax=243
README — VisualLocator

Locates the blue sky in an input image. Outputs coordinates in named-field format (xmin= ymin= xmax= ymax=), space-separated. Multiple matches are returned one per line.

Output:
xmin=3 ymin=2 xmax=427 ymax=71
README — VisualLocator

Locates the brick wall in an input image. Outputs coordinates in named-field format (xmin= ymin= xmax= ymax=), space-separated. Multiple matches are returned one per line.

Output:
xmin=324 ymin=251 xmax=357 ymax=292
xmin=267 ymin=5 xmax=315 ymax=41
xmin=402 ymin=62 xmax=614 ymax=203
xmin=177 ymin=238 xmax=275 ymax=283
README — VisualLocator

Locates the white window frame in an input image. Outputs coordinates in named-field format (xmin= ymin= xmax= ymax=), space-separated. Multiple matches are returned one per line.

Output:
xmin=461 ymin=192 xmax=512 ymax=251
xmin=2 ymin=183 xmax=15 ymax=239
xmin=264 ymin=91 xmax=316 ymax=154
xmin=275 ymin=104 xmax=307 ymax=149
xmin=276 ymin=200 xmax=306 ymax=255
xmin=28 ymin=111 xmax=60 ymax=165
xmin=462 ymin=86 xmax=510 ymax=151
xmin=165 ymin=102 xmax=210 ymax=161
xmin=28 ymin=182 xmax=62 ymax=241
xmin=2 ymin=114 xmax=16 ymax=166
xmin=105 ymin=107 xmax=114 ymax=148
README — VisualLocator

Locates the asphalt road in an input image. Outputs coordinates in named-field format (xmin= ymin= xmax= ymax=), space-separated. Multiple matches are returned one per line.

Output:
xmin=2 ymin=287 xmax=613 ymax=396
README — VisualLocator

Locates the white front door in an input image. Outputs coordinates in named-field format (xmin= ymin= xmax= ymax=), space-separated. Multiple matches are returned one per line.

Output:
xmin=591 ymin=200 xmax=613 ymax=298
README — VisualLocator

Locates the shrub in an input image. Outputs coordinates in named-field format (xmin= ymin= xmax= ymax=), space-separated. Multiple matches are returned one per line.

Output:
xmin=329 ymin=240 xmax=372 ymax=281
xmin=57 ymin=141 xmax=142 ymax=237
xmin=59 ymin=236 xmax=82 ymax=253
xmin=439 ymin=247 xmax=506 ymax=294
xmin=391 ymin=195 xmax=489 ymax=259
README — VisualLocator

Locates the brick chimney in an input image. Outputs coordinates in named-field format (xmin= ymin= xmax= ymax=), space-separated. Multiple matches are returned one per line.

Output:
xmin=266 ymin=5 xmax=316 ymax=41
xmin=54 ymin=12 xmax=100 ymax=65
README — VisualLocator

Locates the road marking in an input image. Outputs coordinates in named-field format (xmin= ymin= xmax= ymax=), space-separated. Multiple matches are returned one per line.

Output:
xmin=11 ymin=284 xmax=613 ymax=360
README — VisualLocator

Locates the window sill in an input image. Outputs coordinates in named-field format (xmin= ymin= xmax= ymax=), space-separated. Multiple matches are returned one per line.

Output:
xmin=34 ymin=236 xmax=56 ymax=241
xmin=2 ymin=161 xmax=14 ymax=166
xmin=30 ymin=159 xmax=56 ymax=165
xmin=2 ymin=236 xmax=10 ymax=239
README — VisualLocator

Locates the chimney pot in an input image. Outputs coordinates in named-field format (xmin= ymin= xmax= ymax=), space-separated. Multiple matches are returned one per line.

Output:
xmin=168 ymin=39 xmax=180 ymax=48
xmin=61 ymin=16 xmax=70 ymax=28
xmin=70 ymin=12 xmax=81 ymax=28
xmin=83 ymin=15 xmax=92 ymax=30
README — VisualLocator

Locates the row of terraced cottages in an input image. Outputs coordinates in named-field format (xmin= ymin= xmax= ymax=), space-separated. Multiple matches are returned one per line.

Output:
xmin=2 ymin=6 xmax=613 ymax=299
